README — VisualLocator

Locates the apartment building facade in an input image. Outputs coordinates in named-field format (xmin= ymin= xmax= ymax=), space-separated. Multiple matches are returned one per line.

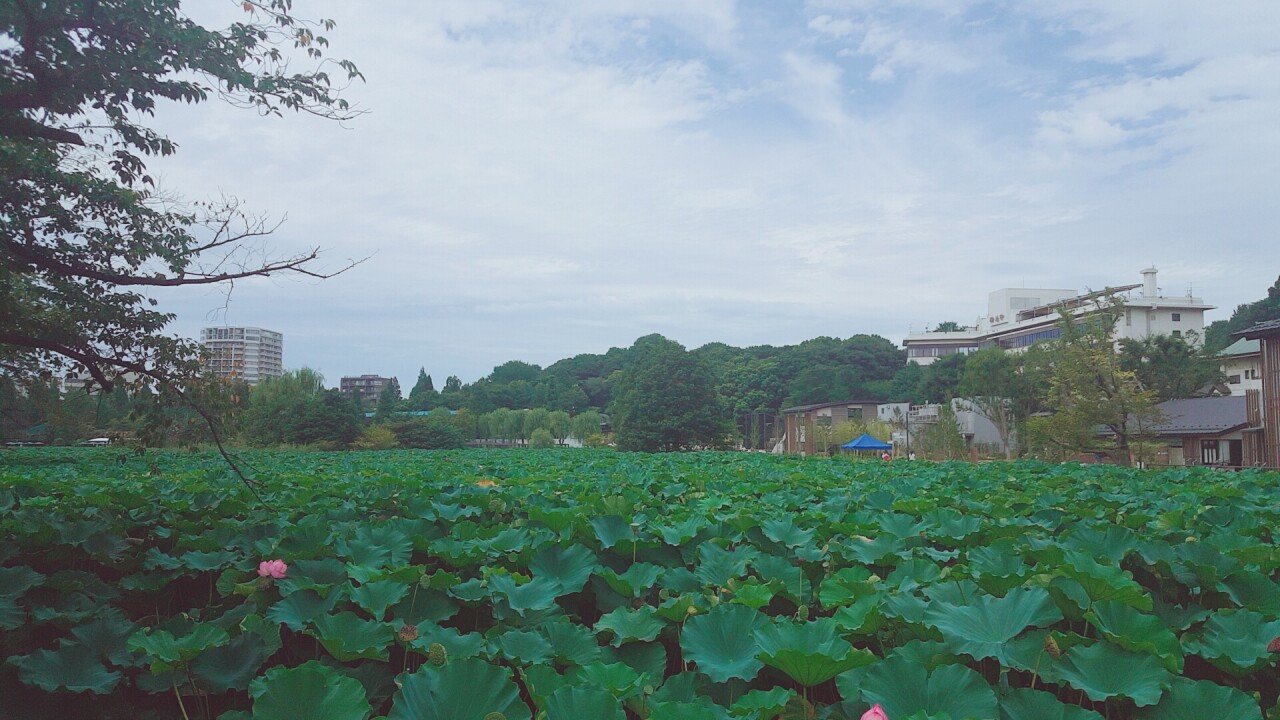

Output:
xmin=200 ymin=327 xmax=284 ymax=385
xmin=904 ymin=268 xmax=1213 ymax=365
xmin=1219 ymin=338 xmax=1262 ymax=397
xmin=340 ymin=375 xmax=394 ymax=408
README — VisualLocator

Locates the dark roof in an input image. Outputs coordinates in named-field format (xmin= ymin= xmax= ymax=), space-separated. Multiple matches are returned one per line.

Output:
xmin=1147 ymin=396 xmax=1248 ymax=436
xmin=1219 ymin=338 xmax=1260 ymax=357
xmin=841 ymin=433 xmax=893 ymax=450
xmin=781 ymin=400 xmax=882 ymax=414
xmin=1237 ymin=318 xmax=1280 ymax=339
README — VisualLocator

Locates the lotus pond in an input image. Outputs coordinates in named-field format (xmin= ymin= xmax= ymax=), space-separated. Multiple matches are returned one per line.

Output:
xmin=1 ymin=448 xmax=1279 ymax=719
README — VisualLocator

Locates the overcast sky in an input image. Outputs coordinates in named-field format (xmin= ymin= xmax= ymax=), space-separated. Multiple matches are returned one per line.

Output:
xmin=151 ymin=0 xmax=1280 ymax=387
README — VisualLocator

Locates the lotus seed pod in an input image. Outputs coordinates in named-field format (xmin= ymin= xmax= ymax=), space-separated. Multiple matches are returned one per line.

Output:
xmin=398 ymin=625 xmax=419 ymax=643
xmin=686 ymin=605 xmax=697 ymax=616
xmin=1043 ymin=635 xmax=1061 ymax=659
xmin=483 ymin=713 xmax=506 ymax=720
xmin=427 ymin=642 xmax=448 ymax=666
xmin=709 ymin=593 xmax=720 ymax=606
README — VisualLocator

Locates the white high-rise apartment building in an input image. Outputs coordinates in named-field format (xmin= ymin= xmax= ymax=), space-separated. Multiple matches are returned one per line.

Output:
xmin=200 ymin=327 xmax=284 ymax=385
xmin=903 ymin=268 xmax=1214 ymax=365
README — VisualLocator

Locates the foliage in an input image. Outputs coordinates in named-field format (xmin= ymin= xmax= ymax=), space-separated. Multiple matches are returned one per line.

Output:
xmin=384 ymin=417 xmax=466 ymax=450
xmin=1204 ymin=274 xmax=1280 ymax=351
xmin=2 ymin=448 xmax=1278 ymax=719
xmin=0 ymin=0 xmax=360 ymax=458
xmin=529 ymin=428 xmax=555 ymax=448
xmin=610 ymin=336 xmax=733 ymax=451
xmin=915 ymin=403 xmax=968 ymax=460
xmin=958 ymin=348 xmax=1044 ymax=458
xmin=352 ymin=425 xmax=399 ymax=451
xmin=1118 ymin=334 xmax=1224 ymax=401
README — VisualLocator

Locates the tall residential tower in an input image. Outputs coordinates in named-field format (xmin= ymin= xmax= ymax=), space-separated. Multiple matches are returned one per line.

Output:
xmin=200 ymin=327 xmax=284 ymax=385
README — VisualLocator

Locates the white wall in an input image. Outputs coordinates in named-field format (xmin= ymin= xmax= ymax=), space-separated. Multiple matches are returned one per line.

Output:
xmin=1221 ymin=355 xmax=1263 ymax=396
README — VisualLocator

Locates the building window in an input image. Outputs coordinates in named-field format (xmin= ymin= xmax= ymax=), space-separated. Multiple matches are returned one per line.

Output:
xmin=1171 ymin=313 xmax=1181 ymax=322
xmin=1227 ymin=374 xmax=1242 ymax=384
xmin=1172 ymin=330 xmax=1182 ymax=338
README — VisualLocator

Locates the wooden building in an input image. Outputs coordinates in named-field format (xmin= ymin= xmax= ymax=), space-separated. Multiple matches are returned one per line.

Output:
xmin=1239 ymin=319 xmax=1280 ymax=468
xmin=780 ymin=401 xmax=881 ymax=455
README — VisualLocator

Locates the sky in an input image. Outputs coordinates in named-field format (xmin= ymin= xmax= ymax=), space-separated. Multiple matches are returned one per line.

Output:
xmin=151 ymin=0 xmax=1280 ymax=387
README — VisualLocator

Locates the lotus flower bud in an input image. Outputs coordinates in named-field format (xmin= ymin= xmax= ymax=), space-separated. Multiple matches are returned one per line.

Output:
xmin=427 ymin=642 xmax=448 ymax=666
xmin=860 ymin=704 xmax=888 ymax=720
xmin=1267 ymin=636 xmax=1280 ymax=653
xmin=1043 ymin=635 xmax=1062 ymax=659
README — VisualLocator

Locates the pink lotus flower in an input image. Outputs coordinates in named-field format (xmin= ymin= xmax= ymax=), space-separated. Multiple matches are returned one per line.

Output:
xmin=257 ymin=559 xmax=288 ymax=579
xmin=861 ymin=705 xmax=888 ymax=720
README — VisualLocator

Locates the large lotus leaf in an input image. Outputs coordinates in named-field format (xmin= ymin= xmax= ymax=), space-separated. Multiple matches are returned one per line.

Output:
xmin=392 ymin=588 xmax=459 ymax=625
xmin=1132 ymin=677 xmax=1263 ymax=720
xmin=0 ymin=595 xmax=23 ymax=630
xmin=600 ymin=563 xmax=665 ymax=597
xmin=538 ymin=618 xmax=602 ymax=666
xmin=680 ymin=604 xmax=768 ymax=683
xmin=1086 ymin=601 xmax=1182 ymax=671
xmin=841 ymin=656 xmax=996 ymax=720
xmin=844 ymin=535 xmax=905 ymax=565
xmin=249 ymin=660 xmax=371 ymax=720
xmin=728 ymin=580 xmax=775 ymax=610
xmin=884 ymin=558 xmax=942 ymax=592
xmin=410 ymin=622 xmax=486 ymax=660
xmin=999 ymin=688 xmax=1103 ymax=720
xmin=1054 ymin=642 xmax=1170 ymax=706
xmin=268 ymin=588 xmax=341 ymax=630
xmin=568 ymin=661 xmax=647 ymax=698
xmin=351 ymin=579 xmax=410 ymax=620
xmin=755 ymin=618 xmax=876 ymax=686
xmin=68 ymin=611 xmax=138 ymax=667
xmin=484 ymin=527 xmax=531 ymax=554
xmin=498 ymin=629 xmax=554 ymax=665
xmin=694 ymin=543 xmax=758 ymax=587
xmin=967 ymin=540 xmax=1027 ymax=580
xmin=729 ymin=687 xmax=795 ymax=720
xmin=1219 ymin=570 xmax=1280 ymax=617
xmin=529 ymin=544 xmax=597 ymax=594
xmin=761 ymin=518 xmax=815 ymax=549
xmin=181 ymin=549 xmax=238 ymax=571
xmin=543 ymin=686 xmax=626 ymax=720
xmin=312 ymin=611 xmax=393 ymax=661
xmin=0 ymin=565 xmax=42 ymax=596
xmin=602 ymin=641 xmax=667 ymax=685
xmin=923 ymin=587 xmax=1061 ymax=664
xmin=193 ymin=632 xmax=270 ymax=692
xmin=1064 ymin=525 xmax=1138 ymax=563
xmin=647 ymin=699 xmax=730 ymax=720
xmin=489 ymin=575 xmax=561 ymax=616
xmin=1059 ymin=552 xmax=1152 ymax=611
xmin=10 ymin=640 xmax=122 ymax=694
xmin=589 ymin=516 xmax=637 ymax=549
xmin=129 ymin=623 xmax=230 ymax=670
xmin=595 ymin=606 xmax=665 ymax=646
xmin=832 ymin=594 xmax=885 ymax=635
xmin=818 ymin=567 xmax=876 ymax=609
xmin=1184 ymin=609 xmax=1280 ymax=673
xmin=389 ymin=658 xmax=531 ymax=720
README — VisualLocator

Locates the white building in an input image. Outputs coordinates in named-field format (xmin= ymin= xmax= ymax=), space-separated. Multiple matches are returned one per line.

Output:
xmin=903 ymin=268 xmax=1213 ymax=365
xmin=877 ymin=399 xmax=1008 ymax=454
xmin=200 ymin=327 xmax=283 ymax=385
xmin=1219 ymin=338 xmax=1262 ymax=396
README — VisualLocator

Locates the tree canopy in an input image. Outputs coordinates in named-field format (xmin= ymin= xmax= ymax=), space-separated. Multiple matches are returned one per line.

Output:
xmin=610 ymin=336 xmax=733 ymax=451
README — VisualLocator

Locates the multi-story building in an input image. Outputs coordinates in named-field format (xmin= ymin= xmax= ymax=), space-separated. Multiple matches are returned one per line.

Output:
xmin=200 ymin=327 xmax=283 ymax=385
xmin=340 ymin=375 xmax=394 ymax=409
xmin=1219 ymin=338 xmax=1262 ymax=396
xmin=903 ymin=268 xmax=1213 ymax=364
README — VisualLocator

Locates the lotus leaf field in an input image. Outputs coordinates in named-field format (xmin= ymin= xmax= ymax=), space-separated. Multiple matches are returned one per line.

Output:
xmin=2 ymin=449 xmax=1279 ymax=719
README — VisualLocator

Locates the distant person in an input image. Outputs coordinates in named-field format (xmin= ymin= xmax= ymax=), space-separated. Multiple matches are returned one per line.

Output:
xmin=909 ymin=451 xmax=917 ymax=461
xmin=881 ymin=451 xmax=892 ymax=461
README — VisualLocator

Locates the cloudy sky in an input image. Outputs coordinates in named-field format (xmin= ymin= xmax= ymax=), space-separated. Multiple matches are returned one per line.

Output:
xmin=152 ymin=0 xmax=1280 ymax=386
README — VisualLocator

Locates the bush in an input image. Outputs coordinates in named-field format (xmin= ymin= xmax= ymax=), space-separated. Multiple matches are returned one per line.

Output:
xmin=352 ymin=425 xmax=399 ymax=450
xmin=529 ymin=428 xmax=555 ymax=448
xmin=385 ymin=417 xmax=467 ymax=449
xmin=583 ymin=434 xmax=611 ymax=449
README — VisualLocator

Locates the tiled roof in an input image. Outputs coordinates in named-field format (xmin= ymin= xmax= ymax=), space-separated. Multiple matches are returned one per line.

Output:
xmin=1238 ymin=318 xmax=1280 ymax=338
xmin=1218 ymin=338 xmax=1260 ymax=357
xmin=781 ymin=400 xmax=882 ymax=413
xmin=1148 ymin=396 xmax=1248 ymax=435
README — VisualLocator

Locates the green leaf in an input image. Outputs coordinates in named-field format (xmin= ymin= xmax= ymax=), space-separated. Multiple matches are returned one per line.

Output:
xmin=595 ymin=606 xmax=665 ymax=646
xmin=841 ymin=656 xmax=996 ymax=720
xmin=1086 ymin=601 xmax=1182 ymax=672
xmin=193 ymin=632 xmax=269 ymax=693
xmin=387 ymin=658 xmax=531 ymax=720
xmin=410 ymin=622 xmax=486 ymax=661
xmin=600 ymin=563 xmax=665 ymax=597
xmin=249 ymin=660 xmax=371 ymax=720
xmin=1054 ymin=642 xmax=1170 ymax=706
xmin=268 ymin=589 xmax=341 ymax=630
xmin=999 ymin=688 xmax=1103 ymax=720
xmin=0 ymin=565 xmax=42 ymax=596
xmin=694 ymin=543 xmax=756 ymax=587
xmin=1133 ymin=677 xmax=1263 ymax=720
xmin=755 ymin=619 xmax=876 ymax=686
xmin=529 ymin=544 xmax=597 ymax=594
xmin=680 ymin=604 xmax=768 ymax=683
xmin=312 ymin=611 xmax=394 ymax=661
xmin=543 ymin=686 xmax=626 ymax=720
xmin=729 ymin=687 xmax=795 ymax=719
xmin=589 ymin=516 xmax=637 ymax=549
xmin=10 ymin=640 xmax=122 ymax=693
xmin=498 ymin=629 xmax=554 ymax=665
xmin=818 ymin=567 xmax=876 ymax=609
xmin=351 ymin=579 xmax=410 ymax=620
xmin=924 ymin=587 xmax=1061 ymax=664
xmin=68 ymin=611 xmax=138 ymax=667
xmin=761 ymin=518 xmax=814 ymax=549
xmin=489 ymin=575 xmax=561 ymax=616
xmin=1185 ymin=609 xmax=1280 ymax=673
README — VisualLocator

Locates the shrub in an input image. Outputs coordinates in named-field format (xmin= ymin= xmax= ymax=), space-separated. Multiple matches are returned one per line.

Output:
xmin=529 ymin=428 xmax=555 ymax=448
xmin=352 ymin=425 xmax=399 ymax=450
xmin=386 ymin=417 xmax=467 ymax=449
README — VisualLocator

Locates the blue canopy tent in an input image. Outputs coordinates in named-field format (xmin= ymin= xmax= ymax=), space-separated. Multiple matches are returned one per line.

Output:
xmin=841 ymin=433 xmax=893 ymax=456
